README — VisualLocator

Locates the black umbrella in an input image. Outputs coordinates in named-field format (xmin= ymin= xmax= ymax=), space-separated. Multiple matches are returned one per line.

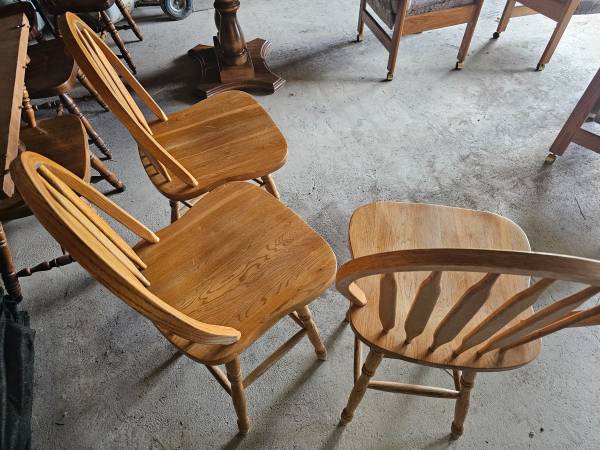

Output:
xmin=0 ymin=286 xmax=34 ymax=450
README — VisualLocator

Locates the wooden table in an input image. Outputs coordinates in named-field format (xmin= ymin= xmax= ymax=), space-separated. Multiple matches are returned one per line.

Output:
xmin=188 ymin=0 xmax=285 ymax=98
xmin=0 ymin=11 xmax=30 ymax=304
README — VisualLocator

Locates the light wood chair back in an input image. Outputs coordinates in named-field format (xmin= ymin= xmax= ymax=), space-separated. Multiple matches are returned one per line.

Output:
xmin=337 ymin=249 xmax=600 ymax=358
xmin=57 ymin=12 xmax=198 ymax=188
xmin=11 ymin=151 xmax=239 ymax=345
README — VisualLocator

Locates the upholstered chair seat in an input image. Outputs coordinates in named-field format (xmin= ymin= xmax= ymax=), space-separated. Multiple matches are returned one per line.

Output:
xmin=368 ymin=0 xmax=475 ymax=28
xmin=575 ymin=0 xmax=600 ymax=14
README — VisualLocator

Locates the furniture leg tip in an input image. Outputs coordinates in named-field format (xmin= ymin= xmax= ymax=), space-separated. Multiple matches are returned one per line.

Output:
xmin=356 ymin=33 xmax=363 ymax=42
xmin=339 ymin=411 xmax=352 ymax=425
xmin=386 ymin=72 xmax=393 ymax=81
xmin=544 ymin=153 xmax=557 ymax=164
xmin=492 ymin=31 xmax=500 ymax=39
xmin=115 ymin=185 xmax=126 ymax=193
xmin=237 ymin=422 xmax=250 ymax=435
xmin=450 ymin=423 xmax=462 ymax=440
xmin=455 ymin=62 xmax=464 ymax=70
xmin=317 ymin=350 xmax=327 ymax=361
xmin=536 ymin=63 xmax=545 ymax=72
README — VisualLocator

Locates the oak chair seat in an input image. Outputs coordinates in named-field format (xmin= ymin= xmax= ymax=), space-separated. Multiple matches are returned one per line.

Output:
xmin=142 ymin=91 xmax=287 ymax=200
xmin=135 ymin=181 xmax=336 ymax=365
xmin=25 ymin=38 xmax=78 ymax=98
xmin=347 ymin=202 xmax=539 ymax=371
xmin=1 ymin=115 xmax=90 ymax=222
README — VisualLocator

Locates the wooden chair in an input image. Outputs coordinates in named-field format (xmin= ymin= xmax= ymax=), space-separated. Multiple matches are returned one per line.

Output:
xmin=493 ymin=0 xmax=600 ymax=71
xmin=11 ymin=151 xmax=336 ymax=434
xmin=0 ymin=115 xmax=91 ymax=285
xmin=40 ymin=0 xmax=142 ymax=73
xmin=357 ymin=0 xmax=485 ymax=80
xmin=0 ymin=2 xmax=124 ymax=192
xmin=546 ymin=67 xmax=600 ymax=163
xmin=59 ymin=12 xmax=288 ymax=223
xmin=336 ymin=201 xmax=600 ymax=439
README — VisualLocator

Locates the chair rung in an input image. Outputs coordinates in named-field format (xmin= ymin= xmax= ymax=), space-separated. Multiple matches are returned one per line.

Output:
xmin=205 ymin=365 xmax=231 ymax=395
xmin=362 ymin=9 xmax=392 ymax=51
xmin=368 ymin=380 xmax=459 ymax=399
xmin=243 ymin=329 xmax=307 ymax=388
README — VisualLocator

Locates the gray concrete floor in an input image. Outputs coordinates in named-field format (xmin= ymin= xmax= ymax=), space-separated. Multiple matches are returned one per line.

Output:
xmin=7 ymin=0 xmax=600 ymax=448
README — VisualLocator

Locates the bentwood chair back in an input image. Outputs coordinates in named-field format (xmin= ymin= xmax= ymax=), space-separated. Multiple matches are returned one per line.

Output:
xmin=12 ymin=151 xmax=336 ymax=433
xmin=336 ymin=201 xmax=600 ymax=439
xmin=11 ymin=152 xmax=232 ymax=343
xmin=58 ymin=13 xmax=198 ymax=188
xmin=59 ymin=12 xmax=288 ymax=223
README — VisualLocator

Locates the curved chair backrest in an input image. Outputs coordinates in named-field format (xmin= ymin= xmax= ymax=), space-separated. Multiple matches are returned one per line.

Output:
xmin=11 ymin=151 xmax=240 ymax=345
xmin=337 ymin=249 xmax=600 ymax=356
xmin=57 ymin=12 xmax=198 ymax=188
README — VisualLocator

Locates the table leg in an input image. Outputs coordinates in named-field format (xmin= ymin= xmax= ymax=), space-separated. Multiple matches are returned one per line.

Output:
xmin=0 ymin=222 xmax=23 ymax=304
xmin=188 ymin=0 xmax=285 ymax=98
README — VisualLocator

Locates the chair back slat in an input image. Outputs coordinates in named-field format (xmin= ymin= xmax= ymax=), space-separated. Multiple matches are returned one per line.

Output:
xmin=501 ymin=302 xmax=600 ymax=351
xmin=379 ymin=273 xmax=398 ymax=332
xmin=454 ymin=278 xmax=554 ymax=354
xmin=38 ymin=169 xmax=151 ymax=287
xmin=479 ymin=286 xmax=600 ymax=354
xmin=11 ymin=152 xmax=241 ymax=345
xmin=404 ymin=271 xmax=442 ymax=343
xmin=58 ymin=13 xmax=199 ymax=188
xmin=431 ymin=273 xmax=500 ymax=351
xmin=337 ymin=248 xmax=600 ymax=358
xmin=42 ymin=162 xmax=158 ymax=243
xmin=38 ymin=165 xmax=147 ymax=270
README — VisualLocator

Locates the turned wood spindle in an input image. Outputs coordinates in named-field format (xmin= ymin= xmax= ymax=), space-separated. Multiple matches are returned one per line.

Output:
xmin=214 ymin=0 xmax=248 ymax=66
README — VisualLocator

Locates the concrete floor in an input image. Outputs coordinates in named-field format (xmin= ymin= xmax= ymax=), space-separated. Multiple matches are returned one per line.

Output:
xmin=7 ymin=0 xmax=600 ymax=448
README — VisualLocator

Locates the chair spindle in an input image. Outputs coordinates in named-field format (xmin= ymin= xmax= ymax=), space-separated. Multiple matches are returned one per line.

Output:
xmin=379 ymin=273 xmax=398 ymax=332
xmin=431 ymin=273 xmax=500 ymax=352
xmin=404 ymin=271 xmax=442 ymax=343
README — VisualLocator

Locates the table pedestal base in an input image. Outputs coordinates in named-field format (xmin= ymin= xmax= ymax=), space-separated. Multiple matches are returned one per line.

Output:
xmin=188 ymin=38 xmax=285 ymax=99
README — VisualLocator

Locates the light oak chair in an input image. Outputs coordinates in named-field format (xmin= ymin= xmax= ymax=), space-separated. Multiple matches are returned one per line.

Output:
xmin=493 ymin=0 xmax=600 ymax=71
xmin=59 ymin=12 xmax=287 ymax=222
xmin=336 ymin=201 xmax=600 ymax=439
xmin=11 ymin=151 xmax=336 ymax=434
xmin=357 ymin=0 xmax=485 ymax=80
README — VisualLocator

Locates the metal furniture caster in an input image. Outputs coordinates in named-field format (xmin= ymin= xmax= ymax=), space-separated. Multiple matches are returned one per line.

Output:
xmin=386 ymin=72 xmax=393 ymax=81
xmin=455 ymin=61 xmax=464 ymax=70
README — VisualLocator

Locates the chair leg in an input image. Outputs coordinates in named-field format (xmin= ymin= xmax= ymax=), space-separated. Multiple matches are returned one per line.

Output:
xmin=494 ymin=0 xmax=516 ymax=37
xmin=260 ymin=174 xmax=280 ymax=199
xmin=357 ymin=0 xmax=367 ymax=41
xmin=100 ymin=11 xmax=137 ymax=74
xmin=386 ymin=5 xmax=409 ymax=81
xmin=114 ymin=0 xmax=143 ymax=41
xmin=59 ymin=93 xmax=113 ymax=159
xmin=90 ymin=154 xmax=125 ymax=191
xmin=77 ymin=70 xmax=109 ymax=111
xmin=225 ymin=356 xmax=251 ymax=434
xmin=536 ymin=11 xmax=576 ymax=71
xmin=450 ymin=370 xmax=477 ymax=440
xmin=296 ymin=305 xmax=327 ymax=360
xmin=22 ymin=88 xmax=36 ymax=128
xmin=169 ymin=200 xmax=180 ymax=223
xmin=340 ymin=349 xmax=383 ymax=425
xmin=456 ymin=0 xmax=485 ymax=69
